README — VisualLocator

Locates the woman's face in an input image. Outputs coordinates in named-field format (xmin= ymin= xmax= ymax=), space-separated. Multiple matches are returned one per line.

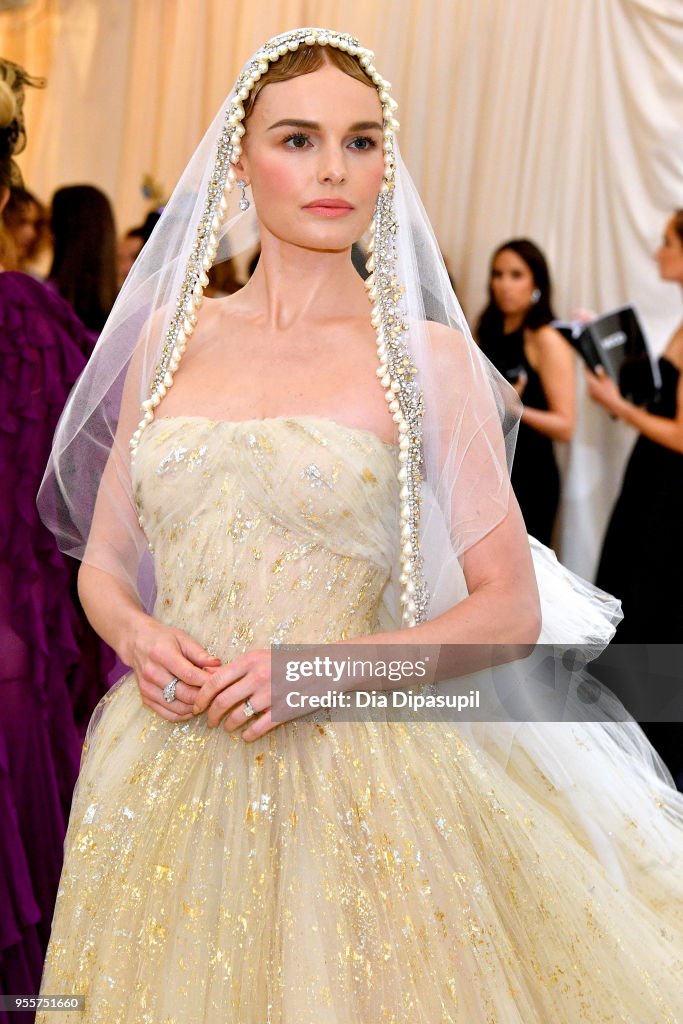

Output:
xmin=237 ymin=62 xmax=385 ymax=252
xmin=5 ymin=199 xmax=41 ymax=258
xmin=117 ymin=234 xmax=144 ymax=288
xmin=655 ymin=217 xmax=683 ymax=284
xmin=490 ymin=249 xmax=536 ymax=317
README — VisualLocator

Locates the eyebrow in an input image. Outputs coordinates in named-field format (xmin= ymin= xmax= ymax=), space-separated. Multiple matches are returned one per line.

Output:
xmin=266 ymin=118 xmax=383 ymax=132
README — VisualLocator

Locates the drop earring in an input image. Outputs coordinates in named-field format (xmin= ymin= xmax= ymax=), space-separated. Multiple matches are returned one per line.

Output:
xmin=237 ymin=179 xmax=250 ymax=212
xmin=531 ymin=288 xmax=541 ymax=303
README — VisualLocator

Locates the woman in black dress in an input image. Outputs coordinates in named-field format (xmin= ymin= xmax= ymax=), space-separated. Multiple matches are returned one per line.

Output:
xmin=476 ymin=239 xmax=575 ymax=546
xmin=588 ymin=210 xmax=683 ymax=786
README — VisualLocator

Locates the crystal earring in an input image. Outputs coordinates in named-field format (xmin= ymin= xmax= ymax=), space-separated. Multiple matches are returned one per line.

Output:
xmin=531 ymin=288 xmax=541 ymax=303
xmin=237 ymin=179 xmax=250 ymax=212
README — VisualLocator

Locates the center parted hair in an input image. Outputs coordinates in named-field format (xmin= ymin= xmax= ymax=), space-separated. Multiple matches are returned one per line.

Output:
xmin=241 ymin=44 xmax=376 ymax=120
xmin=476 ymin=238 xmax=557 ymax=344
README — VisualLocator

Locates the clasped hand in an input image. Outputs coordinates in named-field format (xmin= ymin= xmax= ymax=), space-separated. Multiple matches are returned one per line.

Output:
xmin=132 ymin=618 xmax=275 ymax=742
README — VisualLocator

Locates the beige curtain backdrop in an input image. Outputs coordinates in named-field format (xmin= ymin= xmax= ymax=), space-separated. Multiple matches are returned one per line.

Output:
xmin=2 ymin=0 xmax=683 ymax=578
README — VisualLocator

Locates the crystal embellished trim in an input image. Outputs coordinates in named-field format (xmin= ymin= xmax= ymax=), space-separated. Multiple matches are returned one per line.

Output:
xmin=129 ymin=26 xmax=429 ymax=626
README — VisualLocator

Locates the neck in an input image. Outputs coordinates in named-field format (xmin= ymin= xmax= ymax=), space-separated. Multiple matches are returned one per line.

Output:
xmin=240 ymin=228 xmax=368 ymax=330
xmin=503 ymin=313 xmax=524 ymax=333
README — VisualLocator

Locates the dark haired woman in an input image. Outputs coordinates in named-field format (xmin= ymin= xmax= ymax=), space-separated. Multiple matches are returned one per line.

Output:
xmin=48 ymin=184 xmax=118 ymax=344
xmin=588 ymin=211 xmax=683 ymax=787
xmin=476 ymin=239 xmax=576 ymax=546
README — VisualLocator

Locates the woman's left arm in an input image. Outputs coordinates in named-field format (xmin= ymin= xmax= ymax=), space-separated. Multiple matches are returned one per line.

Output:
xmin=519 ymin=326 xmax=576 ymax=442
xmin=586 ymin=365 xmax=683 ymax=454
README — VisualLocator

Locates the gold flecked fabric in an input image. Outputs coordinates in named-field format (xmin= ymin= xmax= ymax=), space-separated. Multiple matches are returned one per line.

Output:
xmin=38 ymin=416 xmax=683 ymax=1022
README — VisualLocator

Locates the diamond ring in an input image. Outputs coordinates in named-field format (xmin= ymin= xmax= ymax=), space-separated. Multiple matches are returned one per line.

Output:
xmin=162 ymin=677 xmax=180 ymax=703
xmin=242 ymin=699 xmax=256 ymax=718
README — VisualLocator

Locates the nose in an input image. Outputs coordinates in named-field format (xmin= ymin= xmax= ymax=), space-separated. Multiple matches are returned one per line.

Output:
xmin=317 ymin=145 xmax=346 ymax=185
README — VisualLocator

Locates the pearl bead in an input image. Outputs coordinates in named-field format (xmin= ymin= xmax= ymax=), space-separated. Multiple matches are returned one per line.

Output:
xmin=398 ymin=466 xmax=407 ymax=482
xmin=406 ymin=581 xmax=416 ymax=595
xmin=151 ymin=393 xmax=161 ymax=408
xmin=384 ymin=390 xmax=394 ymax=403
xmin=157 ymin=384 xmax=167 ymax=398
xmin=400 ymin=485 xmax=409 ymax=499
xmin=375 ymin=365 xmax=387 ymax=378
xmin=403 ymin=541 xmax=413 ymax=556
xmin=399 ymin=592 xmax=409 ymax=605
xmin=399 ymin=572 xmax=408 ymax=584
xmin=163 ymin=372 xmax=173 ymax=388
xmin=400 ymin=504 xmax=410 ymax=520
xmin=245 ymin=76 xmax=254 ymax=89
xmin=171 ymin=346 xmax=181 ymax=361
xmin=398 ymin=449 xmax=409 ymax=463
xmin=199 ymin=270 xmax=209 ymax=287
xmin=392 ymin=411 xmax=402 ymax=423
xmin=227 ymin=167 xmax=237 ymax=183
xmin=398 ymin=420 xmax=408 ymax=434
xmin=304 ymin=34 xmax=315 ymax=45
xmin=288 ymin=39 xmax=298 ymax=51
xmin=238 ymin=86 xmax=248 ymax=101
xmin=277 ymin=44 xmax=287 ymax=55
xmin=141 ymin=398 xmax=153 ymax=412
xmin=381 ymin=373 xmax=391 ymax=387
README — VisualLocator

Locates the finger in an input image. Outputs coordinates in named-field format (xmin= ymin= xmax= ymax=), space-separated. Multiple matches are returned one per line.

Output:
xmin=219 ymin=690 xmax=263 ymax=732
xmin=176 ymin=631 xmax=222 ymax=669
xmin=192 ymin=657 xmax=249 ymax=714
xmin=138 ymin=678 xmax=194 ymax=715
xmin=242 ymin=709 xmax=278 ymax=743
xmin=140 ymin=693 xmax=194 ymax=723
xmin=205 ymin=682 xmax=253 ymax=729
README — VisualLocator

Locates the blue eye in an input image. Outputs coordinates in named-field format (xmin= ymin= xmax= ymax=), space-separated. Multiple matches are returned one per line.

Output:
xmin=350 ymin=136 xmax=377 ymax=150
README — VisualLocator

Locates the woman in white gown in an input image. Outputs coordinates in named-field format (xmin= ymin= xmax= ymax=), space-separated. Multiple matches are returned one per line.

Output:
xmin=37 ymin=29 xmax=683 ymax=1023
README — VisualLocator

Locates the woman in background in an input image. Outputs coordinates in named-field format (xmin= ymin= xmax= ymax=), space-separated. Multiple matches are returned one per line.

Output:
xmin=0 ymin=61 xmax=112 ymax=1016
xmin=48 ymin=184 xmax=118 ymax=346
xmin=117 ymin=210 xmax=162 ymax=289
xmin=588 ymin=210 xmax=683 ymax=788
xmin=2 ymin=186 xmax=48 ymax=273
xmin=476 ymin=239 xmax=575 ymax=546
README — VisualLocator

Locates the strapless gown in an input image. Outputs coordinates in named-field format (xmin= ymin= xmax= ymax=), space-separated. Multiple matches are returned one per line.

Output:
xmin=38 ymin=416 xmax=683 ymax=1023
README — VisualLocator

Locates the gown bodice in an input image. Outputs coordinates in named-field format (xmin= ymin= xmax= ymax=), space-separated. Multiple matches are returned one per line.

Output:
xmin=132 ymin=415 xmax=400 ymax=659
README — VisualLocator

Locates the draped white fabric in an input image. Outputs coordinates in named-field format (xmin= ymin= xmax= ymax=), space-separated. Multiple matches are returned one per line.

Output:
xmin=2 ymin=0 xmax=682 ymax=577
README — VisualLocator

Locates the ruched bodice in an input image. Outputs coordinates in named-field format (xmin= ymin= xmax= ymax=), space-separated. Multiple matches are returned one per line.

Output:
xmin=133 ymin=415 xmax=400 ymax=653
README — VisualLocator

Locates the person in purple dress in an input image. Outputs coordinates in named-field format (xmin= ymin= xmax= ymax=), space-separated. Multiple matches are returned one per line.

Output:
xmin=0 ymin=59 xmax=111 ymax=1020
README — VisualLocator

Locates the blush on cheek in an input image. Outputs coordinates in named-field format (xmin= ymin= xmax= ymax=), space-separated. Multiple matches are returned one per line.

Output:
xmin=253 ymin=153 xmax=301 ymax=200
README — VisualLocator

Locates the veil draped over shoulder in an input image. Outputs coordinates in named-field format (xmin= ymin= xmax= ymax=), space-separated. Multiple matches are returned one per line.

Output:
xmin=38 ymin=28 xmax=682 ymax=883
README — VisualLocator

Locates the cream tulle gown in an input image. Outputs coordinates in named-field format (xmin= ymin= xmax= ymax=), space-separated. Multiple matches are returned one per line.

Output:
xmin=39 ymin=416 xmax=683 ymax=1023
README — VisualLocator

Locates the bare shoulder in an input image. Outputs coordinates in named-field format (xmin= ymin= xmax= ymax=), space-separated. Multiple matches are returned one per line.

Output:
xmin=525 ymin=323 xmax=573 ymax=364
xmin=421 ymin=320 xmax=473 ymax=370
xmin=526 ymin=323 xmax=569 ymax=349
xmin=664 ymin=321 xmax=683 ymax=370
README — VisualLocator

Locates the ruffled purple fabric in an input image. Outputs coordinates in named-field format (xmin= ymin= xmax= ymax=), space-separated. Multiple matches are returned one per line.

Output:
xmin=0 ymin=273 xmax=114 ymax=1020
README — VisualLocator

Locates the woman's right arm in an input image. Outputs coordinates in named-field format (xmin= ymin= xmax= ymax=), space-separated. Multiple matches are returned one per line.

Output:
xmin=77 ymin=324 xmax=220 ymax=721
xmin=78 ymin=559 xmax=220 ymax=722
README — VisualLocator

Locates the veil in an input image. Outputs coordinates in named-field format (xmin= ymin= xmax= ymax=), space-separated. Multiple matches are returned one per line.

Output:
xmin=38 ymin=28 xmax=683 ymax=879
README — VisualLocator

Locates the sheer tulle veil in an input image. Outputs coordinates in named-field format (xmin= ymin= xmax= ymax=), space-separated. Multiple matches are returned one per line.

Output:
xmin=38 ymin=28 xmax=683 ymax=879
